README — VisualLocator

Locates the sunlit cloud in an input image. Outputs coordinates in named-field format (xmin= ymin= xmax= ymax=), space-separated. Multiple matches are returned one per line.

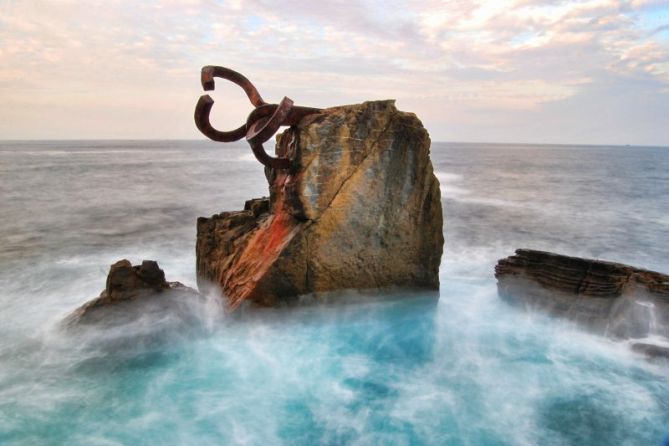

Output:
xmin=0 ymin=0 xmax=667 ymax=144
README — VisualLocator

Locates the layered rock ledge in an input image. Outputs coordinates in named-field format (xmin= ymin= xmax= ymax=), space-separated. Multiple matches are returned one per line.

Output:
xmin=495 ymin=249 xmax=669 ymax=341
xmin=197 ymin=100 xmax=444 ymax=311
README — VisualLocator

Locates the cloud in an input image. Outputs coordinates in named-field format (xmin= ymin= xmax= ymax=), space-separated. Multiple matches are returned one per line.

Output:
xmin=0 ymin=0 xmax=667 ymax=144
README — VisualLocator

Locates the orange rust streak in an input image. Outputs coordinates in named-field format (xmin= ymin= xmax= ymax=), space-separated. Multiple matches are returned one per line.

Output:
xmin=223 ymin=172 xmax=299 ymax=311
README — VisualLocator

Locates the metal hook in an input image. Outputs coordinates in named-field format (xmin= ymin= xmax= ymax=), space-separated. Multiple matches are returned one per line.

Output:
xmin=194 ymin=66 xmax=322 ymax=170
xmin=194 ymin=95 xmax=247 ymax=143
xmin=200 ymin=65 xmax=265 ymax=106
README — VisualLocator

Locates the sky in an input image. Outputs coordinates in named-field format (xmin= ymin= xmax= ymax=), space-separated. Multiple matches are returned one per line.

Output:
xmin=0 ymin=0 xmax=668 ymax=145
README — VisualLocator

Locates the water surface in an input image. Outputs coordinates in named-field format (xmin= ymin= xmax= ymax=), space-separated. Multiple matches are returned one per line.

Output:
xmin=0 ymin=140 xmax=667 ymax=445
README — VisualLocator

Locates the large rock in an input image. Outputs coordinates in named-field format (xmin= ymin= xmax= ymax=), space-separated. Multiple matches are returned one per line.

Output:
xmin=495 ymin=249 xmax=669 ymax=339
xmin=197 ymin=100 xmax=443 ymax=311
xmin=63 ymin=259 xmax=201 ymax=326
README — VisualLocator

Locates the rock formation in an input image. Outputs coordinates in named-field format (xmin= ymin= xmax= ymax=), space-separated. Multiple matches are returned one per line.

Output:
xmin=197 ymin=100 xmax=443 ymax=311
xmin=495 ymin=249 xmax=669 ymax=339
xmin=64 ymin=259 xmax=201 ymax=326
xmin=630 ymin=342 xmax=669 ymax=361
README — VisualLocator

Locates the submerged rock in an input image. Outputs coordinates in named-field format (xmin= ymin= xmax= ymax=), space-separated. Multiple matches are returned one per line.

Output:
xmin=495 ymin=249 xmax=669 ymax=339
xmin=197 ymin=100 xmax=444 ymax=311
xmin=631 ymin=342 xmax=669 ymax=361
xmin=63 ymin=259 xmax=201 ymax=326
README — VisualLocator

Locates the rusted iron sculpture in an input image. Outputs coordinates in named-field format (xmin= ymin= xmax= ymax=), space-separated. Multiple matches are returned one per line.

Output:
xmin=194 ymin=66 xmax=321 ymax=169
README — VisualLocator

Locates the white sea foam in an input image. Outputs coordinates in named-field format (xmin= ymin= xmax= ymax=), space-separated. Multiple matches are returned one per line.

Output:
xmin=435 ymin=170 xmax=530 ymax=210
xmin=435 ymin=171 xmax=469 ymax=197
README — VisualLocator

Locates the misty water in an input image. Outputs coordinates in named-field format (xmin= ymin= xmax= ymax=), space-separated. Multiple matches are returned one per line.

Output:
xmin=1 ymin=140 xmax=668 ymax=445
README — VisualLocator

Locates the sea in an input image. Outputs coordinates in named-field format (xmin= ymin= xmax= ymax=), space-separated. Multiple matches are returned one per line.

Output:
xmin=0 ymin=140 xmax=667 ymax=445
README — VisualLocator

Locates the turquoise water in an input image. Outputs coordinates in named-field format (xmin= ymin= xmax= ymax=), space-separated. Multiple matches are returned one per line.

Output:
xmin=0 ymin=141 xmax=668 ymax=445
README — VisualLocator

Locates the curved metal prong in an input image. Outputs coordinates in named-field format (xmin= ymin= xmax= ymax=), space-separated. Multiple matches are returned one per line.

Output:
xmin=194 ymin=94 xmax=247 ymax=142
xmin=246 ymin=97 xmax=294 ymax=146
xmin=201 ymin=66 xmax=266 ymax=107
xmin=195 ymin=65 xmax=323 ymax=170
xmin=250 ymin=142 xmax=292 ymax=170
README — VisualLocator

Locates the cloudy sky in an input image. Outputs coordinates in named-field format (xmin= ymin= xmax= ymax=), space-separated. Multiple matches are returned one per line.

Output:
xmin=1 ymin=0 xmax=668 ymax=144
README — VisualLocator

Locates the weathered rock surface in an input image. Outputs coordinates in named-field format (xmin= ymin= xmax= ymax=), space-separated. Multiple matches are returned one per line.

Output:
xmin=495 ymin=249 xmax=669 ymax=339
xmin=197 ymin=100 xmax=443 ymax=311
xmin=63 ymin=259 xmax=201 ymax=326
xmin=630 ymin=342 xmax=669 ymax=361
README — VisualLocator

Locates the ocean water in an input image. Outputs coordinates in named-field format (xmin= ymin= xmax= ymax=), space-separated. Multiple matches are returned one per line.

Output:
xmin=0 ymin=140 xmax=668 ymax=445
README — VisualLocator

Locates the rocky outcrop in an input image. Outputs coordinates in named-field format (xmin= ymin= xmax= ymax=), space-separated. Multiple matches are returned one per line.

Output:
xmin=630 ymin=342 xmax=669 ymax=361
xmin=64 ymin=259 xmax=201 ymax=326
xmin=495 ymin=249 xmax=669 ymax=339
xmin=197 ymin=100 xmax=443 ymax=311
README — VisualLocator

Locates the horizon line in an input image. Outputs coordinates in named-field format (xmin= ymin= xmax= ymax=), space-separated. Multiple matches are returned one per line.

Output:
xmin=1 ymin=138 xmax=668 ymax=149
